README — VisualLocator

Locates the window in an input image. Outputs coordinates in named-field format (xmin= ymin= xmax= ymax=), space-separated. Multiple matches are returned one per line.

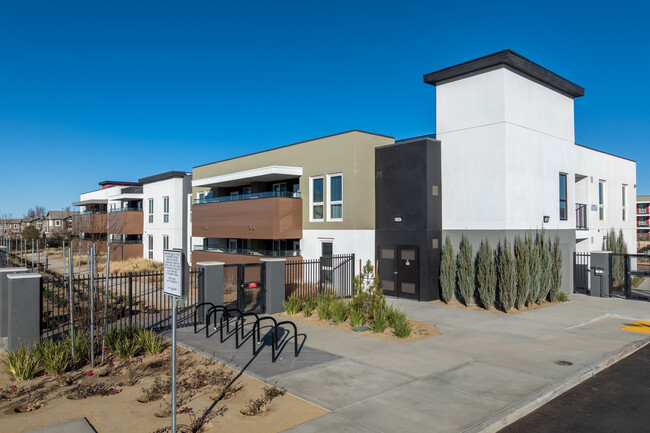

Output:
xmin=55 ymin=220 xmax=61 ymax=227
xmin=163 ymin=196 xmax=169 ymax=223
xmin=198 ymin=192 xmax=205 ymax=202
xmin=310 ymin=176 xmax=324 ymax=221
xmin=622 ymin=185 xmax=627 ymax=221
xmin=163 ymin=235 xmax=169 ymax=250
xmin=327 ymin=174 xmax=343 ymax=221
xmin=640 ymin=204 xmax=648 ymax=213
xmin=273 ymin=182 xmax=287 ymax=195
xmin=243 ymin=187 xmax=251 ymax=195
xmin=148 ymin=235 xmax=154 ymax=259
xmin=148 ymin=199 xmax=154 ymax=223
xmin=558 ymin=173 xmax=567 ymax=221
xmin=598 ymin=181 xmax=605 ymax=221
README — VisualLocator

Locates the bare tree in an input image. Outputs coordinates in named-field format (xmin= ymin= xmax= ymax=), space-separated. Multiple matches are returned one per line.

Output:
xmin=25 ymin=205 xmax=47 ymax=218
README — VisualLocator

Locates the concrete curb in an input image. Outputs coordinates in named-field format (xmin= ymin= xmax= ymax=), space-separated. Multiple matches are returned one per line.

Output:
xmin=463 ymin=337 xmax=650 ymax=433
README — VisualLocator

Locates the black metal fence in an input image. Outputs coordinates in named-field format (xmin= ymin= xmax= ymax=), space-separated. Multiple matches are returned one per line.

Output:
xmin=41 ymin=269 xmax=203 ymax=339
xmin=223 ymin=263 xmax=265 ymax=313
xmin=573 ymin=252 xmax=590 ymax=294
xmin=285 ymin=254 xmax=355 ymax=299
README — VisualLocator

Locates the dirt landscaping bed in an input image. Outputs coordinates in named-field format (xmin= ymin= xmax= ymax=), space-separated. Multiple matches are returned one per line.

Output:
xmin=0 ymin=346 xmax=326 ymax=433
xmin=276 ymin=311 xmax=440 ymax=343
xmin=431 ymin=299 xmax=562 ymax=315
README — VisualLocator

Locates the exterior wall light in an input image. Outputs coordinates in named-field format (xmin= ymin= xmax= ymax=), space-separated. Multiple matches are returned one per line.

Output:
xmin=543 ymin=216 xmax=550 ymax=223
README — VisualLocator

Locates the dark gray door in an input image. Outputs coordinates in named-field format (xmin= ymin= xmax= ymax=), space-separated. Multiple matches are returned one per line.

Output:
xmin=396 ymin=246 xmax=419 ymax=300
xmin=378 ymin=246 xmax=397 ymax=297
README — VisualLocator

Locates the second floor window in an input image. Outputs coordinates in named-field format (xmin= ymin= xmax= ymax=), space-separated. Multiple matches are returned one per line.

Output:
xmin=328 ymin=174 xmax=343 ymax=221
xmin=622 ymin=185 xmax=627 ymax=221
xmin=148 ymin=199 xmax=154 ymax=223
xmin=163 ymin=235 xmax=169 ymax=250
xmin=559 ymin=173 xmax=567 ymax=221
xmin=598 ymin=181 xmax=605 ymax=221
xmin=163 ymin=196 xmax=169 ymax=223
xmin=311 ymin=177 xmax=324 ymax=221
xmin=640 ymin=204 xmax=648 ymax=214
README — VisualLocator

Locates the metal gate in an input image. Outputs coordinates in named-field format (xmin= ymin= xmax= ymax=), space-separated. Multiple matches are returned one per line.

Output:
xmin=223 ymin=263 xmax=265 ymax=313
xmin=623 ymin=253 xmax=650 ymax=301
xmin=573 ymin=252 xmax=590 ymax=295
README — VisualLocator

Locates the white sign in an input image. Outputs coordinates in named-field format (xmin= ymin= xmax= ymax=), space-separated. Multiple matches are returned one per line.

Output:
xmin=163 ymin=249 xmax=184 ymax=298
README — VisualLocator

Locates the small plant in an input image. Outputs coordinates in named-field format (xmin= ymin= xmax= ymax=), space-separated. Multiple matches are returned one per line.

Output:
xmin=66 ymin=332 xmax=89 ymax=365
xmin=303 ymin=296 xmax=316 ymax=318
xmin=240 ymin=384 xmax=286 ymax=416
xmin=138 ymin=329 xmax=165 ymax=355
xmin=34 ymin=338 xmax=71 ymax=376
xmin=439 ymin=236 xmax=456 ymax=303
xmin=558 ymin=292 xmax=569 ymax=302
xmin=372 ymin=307 xmax=388 ymax=333
xmin=114 ymin=335 xmax=141 ymax=359
xmin=283 ymin=296 xmax=302 ymax=315
xmin=457 ymin=234 xmax=475 ymax=306
xmin=316 ymin=294 xmax=332 ymax=321
xmin=67 ymin=382 xmax=120 ymax=399
xmin=349 ymin=307 xmax=366 ymax=328
xmin=330 ymin=299 xmax=348 ymax=324
xmin=138 ymin=376 xmax=172 ymax=403
xmin=391 ymin=315 xmax=412 ymax=339
xmin=4 ymin=344 xmax=40 ymax=380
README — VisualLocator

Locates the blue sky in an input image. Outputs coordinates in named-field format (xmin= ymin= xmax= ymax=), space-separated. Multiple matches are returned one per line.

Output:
xmin=1 ymin=0 xmax=649 ymax=218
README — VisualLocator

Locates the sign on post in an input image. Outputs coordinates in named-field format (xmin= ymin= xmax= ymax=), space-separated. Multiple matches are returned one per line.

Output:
xmin=164 ymin=249 xmax=184 ymax=298
xmin=163 ymin=248 xmax=185 ymax=433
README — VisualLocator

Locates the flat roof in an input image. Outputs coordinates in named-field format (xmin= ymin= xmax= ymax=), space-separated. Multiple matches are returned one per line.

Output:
xmin=98 ymin=180 xmax=141 ymax=187
xmin=574 ymin=143 xmax=635 ymax=163
xmin=637 ymin=195 xmax=650 ymax=202
xmin=72 ymin=199 xmax=108 ymax=206
xmin=423 ymin=49 xmax=585 ymax=98
xmin=138 ymin=171 xmax=190 ymax=184
xmin=193 ymin=129 xmax=394 ymax=169
xmin=192 ymin=165 xmax=302 ymax=188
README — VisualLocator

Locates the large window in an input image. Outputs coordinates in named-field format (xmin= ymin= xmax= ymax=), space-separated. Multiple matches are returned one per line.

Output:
xmin=560 ymin=173 xmax=567 ymax=221
xmin=163 ymin=196 xmax=169 ymax=223
xmin=327 ymin=174 xmax=343 ymax=221
xmin=148 ymin=199 xmax=153 ymax=223
xmin=622 ymin=185 xmax=627 ymax=221
xmin=310 ymin=177 xmax=324 ymax=221
xmin=163 ymin=235 xmax=169 ymax=250
xmin=148 ymin=235 xmax=153 ymax=260
xmin=598 ymin=181 xmax=605 ymax=221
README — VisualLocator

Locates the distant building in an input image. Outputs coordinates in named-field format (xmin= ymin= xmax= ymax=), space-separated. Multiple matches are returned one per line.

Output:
xmin=638 ymin=195 xmax=650 ymax=241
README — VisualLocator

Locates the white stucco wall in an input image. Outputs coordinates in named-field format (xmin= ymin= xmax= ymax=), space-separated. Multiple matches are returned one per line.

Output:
xmin=301 ymin=229 xmax=374 ymax=266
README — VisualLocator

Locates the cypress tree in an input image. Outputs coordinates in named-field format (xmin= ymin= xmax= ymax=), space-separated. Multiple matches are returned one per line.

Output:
xmin=456 ymin=234 xmax=475 ymax=306
xmin=497 ymin=238 xmax=517 ymax=312
xmin=613 ymin=229 xmax=628 ymax=285
xmin=549 ymin=235 xmax=563 ymax=302
xmin=515 ymin=235 xmax=530 ymax=309
xmin=476 ymin=239 xmax=497 ymax=309
xmin=538 ymin=230 xmax=552 ymax=303
xmin=529 ymin=233 xmax=542 ymax=304
xmin=439 ymin=236 xmax=455 ymax=303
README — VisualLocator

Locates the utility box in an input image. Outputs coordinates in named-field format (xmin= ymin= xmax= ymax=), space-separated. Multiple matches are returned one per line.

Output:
xmin=590 ymin=251 xmax=612 ymax=298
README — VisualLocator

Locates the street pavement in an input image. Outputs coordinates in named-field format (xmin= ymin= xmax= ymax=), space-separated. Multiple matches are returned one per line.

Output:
xmin=177 ymin=294 xmax=650 ymax=433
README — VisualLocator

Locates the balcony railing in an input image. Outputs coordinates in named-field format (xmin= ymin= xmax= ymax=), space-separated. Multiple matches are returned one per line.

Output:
xmin=109 ymin=239 xmax=143 ymax=244
xmin=193 ymin=190 xmax=300 ymax=205
xmin=78 ymin=211 xmax=107 ymax=215
xmin=109 ymin=207 xmax=142 ymax=213
xmin=576 ymin=203 xmax=588 ymax=230
xmin=193 ymin=245 xmax=301 ymax=257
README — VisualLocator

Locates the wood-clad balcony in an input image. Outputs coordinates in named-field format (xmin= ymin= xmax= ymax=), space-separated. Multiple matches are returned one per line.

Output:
xmin=109 ymin=242 xmax=143 ymax=261
xmin=72 ymin=212 xmax=107 ymax=234
xmin=192 ymin=195 xmax=302 ymax=239
xmin=108 ymin=210 xmax=143 ymax=235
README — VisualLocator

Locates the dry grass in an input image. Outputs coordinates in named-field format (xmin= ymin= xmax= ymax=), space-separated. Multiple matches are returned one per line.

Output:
xmin=98 ymin=258 xmax=163 ymax=274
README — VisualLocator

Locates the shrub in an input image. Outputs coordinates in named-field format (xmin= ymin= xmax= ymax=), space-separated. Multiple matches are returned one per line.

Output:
xmin=34 ymin=338 xmax=70 ymax=376
xmin=4 ymin=344 xmax=40 ymax=380
xmin=558 ymin=292 xmax=569 ymax=302
xmin=138 ymin=329 xmax=165 ymax=355
xmin=316 ymin=293 xmax=333 ymax=321
xmin=456 ymin=234 xmax=475 ymax=306
xmin=352 ymin=260 xmax=385 ymax=322
xmin=386 ymin=306 xmax=407 ymax=330
xmin=114 ymin=335 xmax=141 ymax=359
xmin=515 ymin=235 xmax=531 ymax=309
xmin=303 ymin=297 xmax=316 ymax=318
xmin=476 ymin=239 xmax=497 ymax=309
xmin=497 ymin=239 xmax=517 ymax=312
xmin=529 ymin=234 xmax=542 ymax=304
xmin=609 ymin=228 xmax=628 ymax=286
xmin=330 ymin=299 xmax=348 ymax=324
xmin=548 ymin=235 xmax=563 ymax=302
xmin=372 ymin=308 xmax=388 ymax=333
xmin=283 ymin=296 xmax=302 ymax=315
xmin=349 ymin=307 xmax=366 ymax=328
xmin=537 ymin=230 xmax=552 ymax=303
xmin=439 ymin=236 xmax=455 ymax=303
xmin=66 ymin=332 xmax=89 ymax=365
xmin=391 ymin=314 xmax=412 ymax=339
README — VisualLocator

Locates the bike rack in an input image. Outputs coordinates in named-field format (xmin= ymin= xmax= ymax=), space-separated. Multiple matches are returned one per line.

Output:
xmin=193 ymin=302 xmax=215 ymax=334
xmin=252 ymin=316 xmax=278 ymax=361
xmin=221 ymin=307 xmax=244 ymax=343
xmin=235 ymin=312 xmax=260 ymax=348
xmin=205 ymin=305 xmax=229 ymax=338
xmin=274 ymin=320 xmax=299 ymax=361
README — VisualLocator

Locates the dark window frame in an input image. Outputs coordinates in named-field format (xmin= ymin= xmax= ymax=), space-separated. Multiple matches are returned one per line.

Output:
xmin=559 ymin=173 xmax=567 ymax=221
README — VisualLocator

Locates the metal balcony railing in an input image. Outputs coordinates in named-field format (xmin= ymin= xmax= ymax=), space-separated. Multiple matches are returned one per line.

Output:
xmin=193 ymin=190 xmax=300 ymax=205
xmin=193 ymin=245 xmax=301 ymax=257
xmin=109 ymin=207 xmax=142 ymax=213
xmin=77 ymin=211 xmax=107 ymax=215
xmin=576 ymin=203 xmax=588 ymax=230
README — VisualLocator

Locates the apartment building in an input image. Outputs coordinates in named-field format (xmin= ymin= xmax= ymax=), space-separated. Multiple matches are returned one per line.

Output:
xmin=190 ymin=130 xmax=394 ymax=267
xmin=638 ymin=195 xmax=650 ymax=241
xmin=44 ymin=211 xmax=74 ymax=237
xmin=73 ymin=172 xmax=191 ymax=263
xmin=375 ymin=50 xmax=636 ymax=300
xmin=139 ymin=171 xmax=192 ymax=264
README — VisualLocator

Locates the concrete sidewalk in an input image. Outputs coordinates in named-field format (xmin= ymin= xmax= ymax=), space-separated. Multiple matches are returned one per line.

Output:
xmin=178 ymin=294 xmax=650 ymax=433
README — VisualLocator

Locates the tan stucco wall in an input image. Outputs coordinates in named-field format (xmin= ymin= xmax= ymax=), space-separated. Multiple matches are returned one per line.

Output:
xmin=192 ymin=131 xmax=394 ymax=231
